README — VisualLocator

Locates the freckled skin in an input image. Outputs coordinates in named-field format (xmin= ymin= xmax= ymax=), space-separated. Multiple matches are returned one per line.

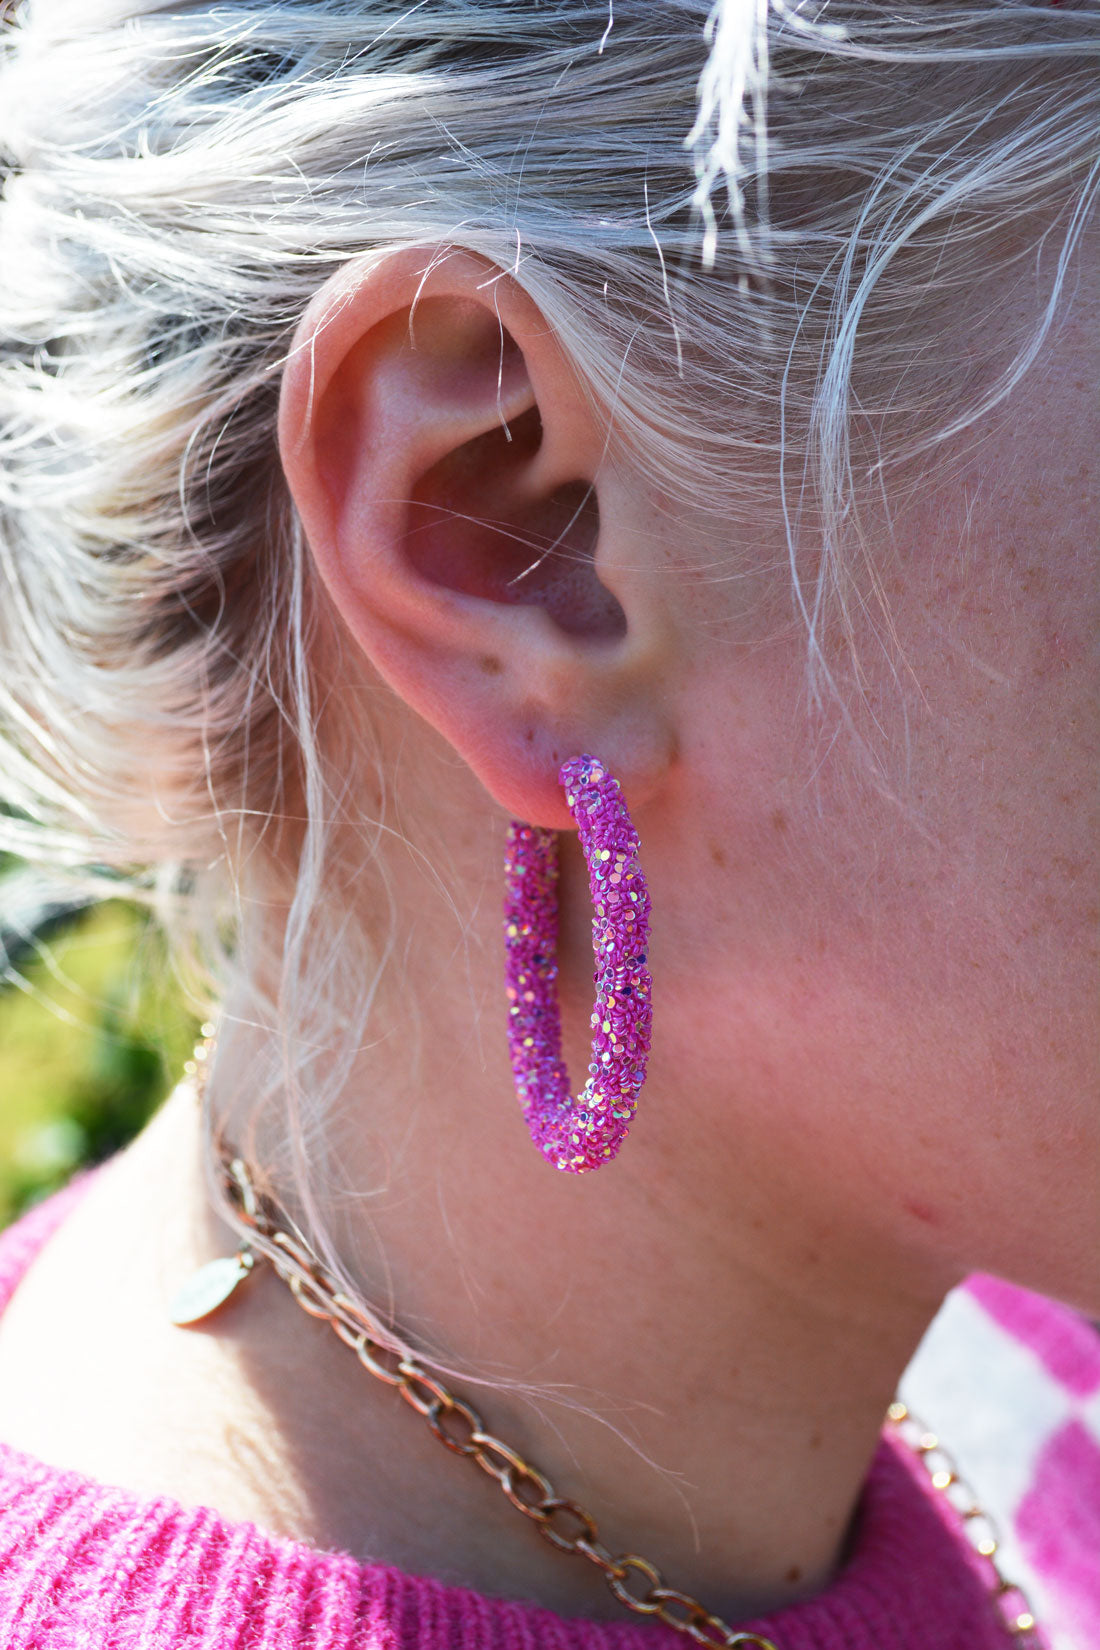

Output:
xmin=626 ymin=251 xmax=1100 ymax=1312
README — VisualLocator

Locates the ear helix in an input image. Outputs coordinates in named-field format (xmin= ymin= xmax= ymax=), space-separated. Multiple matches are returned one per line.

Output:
xmin=503 ymin=756 xmax=652 ymax=1172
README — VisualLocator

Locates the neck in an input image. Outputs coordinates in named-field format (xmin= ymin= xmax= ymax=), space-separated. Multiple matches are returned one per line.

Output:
xmin=174 ymin=938 xmax=951 ymax=1623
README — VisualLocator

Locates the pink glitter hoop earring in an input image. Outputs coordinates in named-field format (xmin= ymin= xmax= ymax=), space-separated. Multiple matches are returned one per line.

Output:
xmin=504 ymin=755 xmax=652 ymax=1173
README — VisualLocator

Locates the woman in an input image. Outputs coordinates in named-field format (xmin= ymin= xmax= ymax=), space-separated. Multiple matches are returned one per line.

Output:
xmin=0 ymin=0 xmax=1096 ymax=1646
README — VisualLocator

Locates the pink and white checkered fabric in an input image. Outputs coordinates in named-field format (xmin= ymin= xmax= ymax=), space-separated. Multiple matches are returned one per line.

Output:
xmin=901 ymin=1274 xmax=1100 ymax=1650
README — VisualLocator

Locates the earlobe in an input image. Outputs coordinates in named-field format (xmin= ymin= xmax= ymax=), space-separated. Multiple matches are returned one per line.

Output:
xmin=278 ymin=247 xmax=675 ymax=824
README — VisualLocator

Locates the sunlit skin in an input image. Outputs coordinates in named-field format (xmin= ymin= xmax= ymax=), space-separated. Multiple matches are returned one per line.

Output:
xmin=0 ymin=232 xmax=1093 ymax=1626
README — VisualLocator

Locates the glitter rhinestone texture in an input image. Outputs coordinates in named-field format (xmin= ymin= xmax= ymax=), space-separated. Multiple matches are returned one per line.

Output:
xmin=504 ymin=756 xmax=652 ymax=1173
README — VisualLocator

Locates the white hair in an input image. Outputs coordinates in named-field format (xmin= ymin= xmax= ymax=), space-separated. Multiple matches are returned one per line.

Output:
xmin=0 ymin=0 xmax=1097 ymax=1357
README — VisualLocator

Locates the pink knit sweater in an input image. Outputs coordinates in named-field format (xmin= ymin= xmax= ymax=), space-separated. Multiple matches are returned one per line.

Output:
xmin=0 ymin=1173 xmax=1097 ymax=1650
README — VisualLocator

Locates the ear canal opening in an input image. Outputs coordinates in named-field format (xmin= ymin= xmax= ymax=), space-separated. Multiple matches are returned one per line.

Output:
xmin=406 ymin=405 xmax=627 ymax=641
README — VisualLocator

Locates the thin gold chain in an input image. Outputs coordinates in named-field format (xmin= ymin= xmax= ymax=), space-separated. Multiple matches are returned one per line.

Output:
xmin=183 ymin=1034 xmax=1041 ymax=1647
xmin=884 ymin=1402 xmax=1041 ymax=1643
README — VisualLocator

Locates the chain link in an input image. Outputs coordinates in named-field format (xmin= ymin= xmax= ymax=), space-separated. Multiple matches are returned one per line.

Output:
xmin=190 ymin=1037 xmax=1038 ymax=1650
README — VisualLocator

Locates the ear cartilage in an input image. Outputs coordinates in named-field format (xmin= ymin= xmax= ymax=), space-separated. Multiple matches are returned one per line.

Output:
xmin=503 ymin=755 xmax=652 ymax=1172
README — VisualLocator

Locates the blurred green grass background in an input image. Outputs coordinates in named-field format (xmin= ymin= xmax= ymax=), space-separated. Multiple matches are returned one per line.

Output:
xmin=0 ymin=874 xmax=198 ymax=1226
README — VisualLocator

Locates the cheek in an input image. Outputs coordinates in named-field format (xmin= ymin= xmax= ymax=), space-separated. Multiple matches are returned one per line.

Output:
xmin=646 ymin=358 xmax=1099 ymax=1302
xmin=879 ymin=453 xmax=1100 ymax=1113
xmin=661 ymin=794 xmax=1099 ymax=1310
xmin=655 ymin=579 xmax=1099 ymax=1307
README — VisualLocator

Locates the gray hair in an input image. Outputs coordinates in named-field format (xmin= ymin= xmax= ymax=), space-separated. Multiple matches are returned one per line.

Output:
xmin=0 ymin=0 xmax=1096 ymax=1342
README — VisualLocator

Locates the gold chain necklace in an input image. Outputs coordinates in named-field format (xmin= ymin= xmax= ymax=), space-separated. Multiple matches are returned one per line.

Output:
xmin=172 ymin=1034 xmax=1042 ymax=1649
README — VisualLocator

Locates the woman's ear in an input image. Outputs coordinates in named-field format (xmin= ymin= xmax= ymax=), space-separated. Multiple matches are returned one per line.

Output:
xmin=278 ymin=246 xmax=676 ymax=824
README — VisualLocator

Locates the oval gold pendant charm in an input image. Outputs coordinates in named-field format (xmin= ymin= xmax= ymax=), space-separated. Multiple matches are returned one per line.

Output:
xmin=169 ymin=1250 xmax=256 ymax=1326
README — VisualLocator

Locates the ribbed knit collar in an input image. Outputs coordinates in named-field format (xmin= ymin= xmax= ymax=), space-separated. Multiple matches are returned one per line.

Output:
xmin=0 ymin=1175 xmax=1016 ymax=1650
